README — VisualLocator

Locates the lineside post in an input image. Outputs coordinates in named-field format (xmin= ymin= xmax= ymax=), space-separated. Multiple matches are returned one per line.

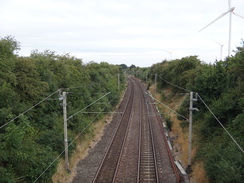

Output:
xmin=187 ymin=92 xmax=198 ymax=173
xmin=62 ymin=91 xmax=69 ymax=171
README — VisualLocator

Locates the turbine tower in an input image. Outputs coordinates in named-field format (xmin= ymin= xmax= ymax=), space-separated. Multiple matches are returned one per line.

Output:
xmin=212 ymin=40 xmax=224 ymax=61
xmin=199 ymin=0 xmax=244 ymax=56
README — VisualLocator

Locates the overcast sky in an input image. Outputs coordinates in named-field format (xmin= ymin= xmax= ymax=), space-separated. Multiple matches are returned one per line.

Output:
xmin=1 ymin=0 xmax=243 ymax=67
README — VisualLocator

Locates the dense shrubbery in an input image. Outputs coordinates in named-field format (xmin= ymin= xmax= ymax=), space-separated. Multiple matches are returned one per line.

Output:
xmin=134 ymin=42 xmax=244 ymax=182
xmin=0 ymin=36 xmax=125 ymax=182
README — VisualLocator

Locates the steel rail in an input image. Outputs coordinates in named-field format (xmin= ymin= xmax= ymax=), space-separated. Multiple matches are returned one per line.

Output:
xmin=153 ymin=95 xmax=182 ymax=182
xmin=112 ymin=82 xmax=138 ymax=182
xmin=148 ymin=110 xmax=160 ymax=182
xmin=92 ymin=78 xmax=134 ymax=183
xmin=136 ymin=85 xmax=142 ymax=183
xmin=134 ymin=77 xmax=159 ymax=183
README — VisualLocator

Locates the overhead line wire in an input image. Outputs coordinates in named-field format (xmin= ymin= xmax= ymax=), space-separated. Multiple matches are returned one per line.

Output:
xmin=33 ymin=94 xmax=118 ymax=183
xmin=68 ymin=83 xmax=99 ymax=90
xmin=0 ymin=89 xmax=60 ymax=129
xmin=68 ymin=92 xmax=111 ymax=120
xmin=157 ymin=75 xmax=192 ymax=93
xmin=0 ymin=82 xmax=108 ymax=129
xmin=145 ymin=92 xmax=189 ymax=121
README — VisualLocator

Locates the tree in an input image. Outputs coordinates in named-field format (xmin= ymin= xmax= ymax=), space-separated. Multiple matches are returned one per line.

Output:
xmin=0 ymin=36 xmax=20 ymax=58
xmin=14 ymin=57 xmax=49 ymax=101
xmin=0 ymin=37 xmax=126 ymax=182
xmin=119 ymin=64 xmax=128 ymax=70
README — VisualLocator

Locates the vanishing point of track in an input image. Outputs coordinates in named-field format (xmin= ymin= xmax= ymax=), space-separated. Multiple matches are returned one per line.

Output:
xmin=93 ymin=77 xmax=183 ymax=183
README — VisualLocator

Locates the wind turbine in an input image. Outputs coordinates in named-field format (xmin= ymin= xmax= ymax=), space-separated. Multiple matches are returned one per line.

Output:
xmin=162 ymin=50 xmax=172 ymax=60
xmin=212 ymin=39 xmax=224 ymax=60
xmin=199 ymin=0 xmax=244 ymax=56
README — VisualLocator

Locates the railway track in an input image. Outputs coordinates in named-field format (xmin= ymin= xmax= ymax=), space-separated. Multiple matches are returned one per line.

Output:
xmin=92 ymin=77 xmax=183 ymax=183
xmin=138 ymin=79 xmax=159 ymax=183
xmin=93 ymin=80 xmax=134 ymax=183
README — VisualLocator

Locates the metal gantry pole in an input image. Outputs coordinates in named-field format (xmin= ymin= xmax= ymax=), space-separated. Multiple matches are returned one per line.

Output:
xmin=187 ymin=92 xmax=193 ymax=171
xmin=63 ymin=91 xmax=69 ymax=171
xmin=187 ymin=92 xmax=198 ymax=173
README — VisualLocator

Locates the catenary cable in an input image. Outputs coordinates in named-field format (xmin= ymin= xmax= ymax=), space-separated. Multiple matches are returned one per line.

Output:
xmin=145 ymin=92 xmax=189 ymax=121
xmin=68 ymin=82 xmax=99 ymax=90
xmin=0 ymin=84 xmax=108 ymax=129
xmin=0 ymin=89 xmax=60 ymax=129
xmin=68 ymin=92 xmax=111 ymax=120
xmin=158 ymin=75 xmax=192 ymax=93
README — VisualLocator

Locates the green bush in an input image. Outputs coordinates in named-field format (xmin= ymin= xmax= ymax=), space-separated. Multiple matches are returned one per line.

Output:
xmin=165 ymin=117 xmax=173 ymax=131
xmin=0 ymin=36 xmax=126 ymax=182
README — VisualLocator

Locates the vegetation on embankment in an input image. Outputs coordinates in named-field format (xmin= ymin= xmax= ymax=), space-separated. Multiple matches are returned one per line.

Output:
xmin=130 ymin=41 xmax=244 ymax=183
xmin=0 ymin=36 xmax=125 ymax=182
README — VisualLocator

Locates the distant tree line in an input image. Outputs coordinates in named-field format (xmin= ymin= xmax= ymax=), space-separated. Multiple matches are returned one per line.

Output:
xmin=0 ymin=36 xmax=125 ymax=182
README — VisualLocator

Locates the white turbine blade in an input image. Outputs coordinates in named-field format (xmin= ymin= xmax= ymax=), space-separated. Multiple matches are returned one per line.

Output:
xmin=162 ymin=50 xmax=172 ymax=54
xmin=199 ymin=11 xmax=229 ymax=32
xmin=228 ymin=0 xmax=231 ymax=9
xmin=211 ymin=39 xmax=222 ymax=46
xmin=233 ymin=12 xmax=244 ymax=19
